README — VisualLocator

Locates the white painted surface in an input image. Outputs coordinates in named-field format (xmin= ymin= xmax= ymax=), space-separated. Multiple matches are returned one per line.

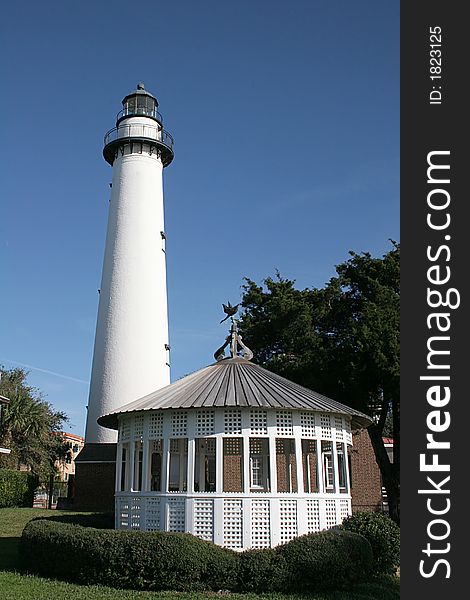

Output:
xmin=85 ymin=121 xmax=170 ymax=443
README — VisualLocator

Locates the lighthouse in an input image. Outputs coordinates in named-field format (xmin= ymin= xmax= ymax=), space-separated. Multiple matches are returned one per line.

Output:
xmin=75 ymin=84 xmax=174 ymax=508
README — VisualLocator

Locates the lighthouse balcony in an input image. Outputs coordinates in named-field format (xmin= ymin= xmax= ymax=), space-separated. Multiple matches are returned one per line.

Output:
xmin=103 ymin=123 xmax=174 ymax=167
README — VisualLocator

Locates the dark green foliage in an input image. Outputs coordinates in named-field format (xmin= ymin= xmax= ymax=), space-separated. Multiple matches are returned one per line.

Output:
xmin=277 ymin=530 xmax=374 ymax=591
xmin=239 ymin=243 xmax=400 ymax=523
xmin=238 ymin=548 xmax=288 ymax=591
xmin=0 ymin=468 xmax=37 ymax=508
xmin=38 ymin=511 xmax=115 ymax=529
xmin=0 ymin=367 xmax=69 ymax=483
xmin=341 ymin=511 xmax=400 ymax=574
xmin=20 ymin=519 xmax=374 ymax=593
xmin=20 ymin=519 xmax=238 ymax=591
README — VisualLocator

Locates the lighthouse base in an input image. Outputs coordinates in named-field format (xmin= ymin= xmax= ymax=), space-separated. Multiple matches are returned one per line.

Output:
xmin=73 ymin=444 xmax=116 ymax=512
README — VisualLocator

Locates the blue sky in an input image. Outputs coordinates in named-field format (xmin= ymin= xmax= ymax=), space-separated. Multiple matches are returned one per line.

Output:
xmin=1 ymin=1 xmax=399 ymax=436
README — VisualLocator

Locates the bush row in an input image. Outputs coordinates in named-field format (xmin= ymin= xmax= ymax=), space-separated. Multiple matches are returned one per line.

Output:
xmin=341 ymin=511 xmax=400 ymax=574
xmin=0 ymin=468 xmax=37 ymax=508
xmin=20 ymin=519 xmax=374 ymax=592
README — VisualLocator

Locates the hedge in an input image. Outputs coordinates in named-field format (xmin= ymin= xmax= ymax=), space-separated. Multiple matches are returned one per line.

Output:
xmin=277 ymin=530 xmax=374 ymax=591
xmin=20 ymin=519 xmax=374 ymax=592
xmin=341 ymin=511 xmax=400 ymax=574
xmin=0 ymin=468 xmax=37 ymax=508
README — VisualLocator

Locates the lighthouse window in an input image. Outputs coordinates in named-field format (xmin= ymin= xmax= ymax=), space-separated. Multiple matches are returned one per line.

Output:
xmin=194 ymin=438 xmax=216 ymax=492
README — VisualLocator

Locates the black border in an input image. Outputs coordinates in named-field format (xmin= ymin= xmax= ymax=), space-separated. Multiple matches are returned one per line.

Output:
xmin=401 ymin=2 xmax=467 ymax=595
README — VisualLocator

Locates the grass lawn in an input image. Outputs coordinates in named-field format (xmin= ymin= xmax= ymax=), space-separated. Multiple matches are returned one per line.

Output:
xmin=0 ymin=508 xmax=399 ymax=600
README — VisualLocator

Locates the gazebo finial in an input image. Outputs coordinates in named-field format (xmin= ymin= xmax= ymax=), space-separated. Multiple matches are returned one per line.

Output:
xmin=214 ymin=303 xmax=253 ymax=361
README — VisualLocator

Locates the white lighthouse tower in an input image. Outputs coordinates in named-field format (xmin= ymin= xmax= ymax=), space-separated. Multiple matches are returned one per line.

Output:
xmin=75 ymin=84 xmax=174 ymax=508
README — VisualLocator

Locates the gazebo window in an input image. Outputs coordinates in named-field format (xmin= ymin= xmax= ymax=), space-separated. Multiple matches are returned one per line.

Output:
xmin=223 ymin=438 xmax=244 ymax=492
xmin=194 ymin=438 xmax=216 ymax=492
xmin=276 ymin=439 xmax=297 ymax=493
xmin=321 ymin=441 xmax=335 ymax=492
xmin=249 ymin=438 xmax=270 ymax=492
xmin=133 ymin=441 xmax=143 ymax=491
xmin=337 ymin=442 xmax=348 ymax=493
xmin=302 ymin=439 xmax=319 ymax=493
xmin=168 ymin=438 xmax=188 ymax=492
xmin=120 ymin=445 xmax=128 ymax=491
xmin=150 ymin=440 xmax=163 ymax=492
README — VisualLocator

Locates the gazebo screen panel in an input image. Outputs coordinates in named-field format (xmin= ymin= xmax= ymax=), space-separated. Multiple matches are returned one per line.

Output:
xmin=223 ymin=438 xmax=244 ymax=492
xmin=275 ymin=438 xmax=297 ymax=493
xmin=301 ymin=439 xmax=319 ymax=493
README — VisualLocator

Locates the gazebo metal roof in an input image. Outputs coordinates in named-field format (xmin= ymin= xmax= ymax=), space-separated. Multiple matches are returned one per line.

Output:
xmin=98 ymin=357 xmax=372 ymax=430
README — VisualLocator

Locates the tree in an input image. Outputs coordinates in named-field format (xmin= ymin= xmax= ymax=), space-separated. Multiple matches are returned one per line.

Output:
xmin=239 ymin=242 xmax=400 ymax=523
xmin=0 ymin=367 xmax=69 ymax=483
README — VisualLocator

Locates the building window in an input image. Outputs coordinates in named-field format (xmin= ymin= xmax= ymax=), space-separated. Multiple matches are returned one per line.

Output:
xmin=223 ymin=438 xmax=244 ymax=492
xmin=249 ymin=438 xmax=270 ymax=492
xmin=321 ymin=441 xmax=335 ymax=492
xmin=276 ymin=439 xmax=297 ymax=493
xmin=302 ymin=439 xmax=319 ymax=493
xmin=168 ymin=438 xmax=188 ymax=492
xmin=194 ymin=438 xmax=216 ymax=492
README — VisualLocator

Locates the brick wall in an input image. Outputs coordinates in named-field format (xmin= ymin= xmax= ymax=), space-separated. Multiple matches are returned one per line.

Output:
xmin=73 ymin=461 xmax=115 ymax=511
xmin=350 ymin=428 xmax=382 ymax=512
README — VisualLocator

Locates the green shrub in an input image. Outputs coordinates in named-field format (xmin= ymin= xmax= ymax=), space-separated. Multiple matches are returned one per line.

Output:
xmin=276 ymin=530 xmax=374 ymax=591
xmin=41 ymin=512 xmax=115 ymax=529
xmin=341 ymin=511 xmax=400 ymax=574
xmin=20 ymin=519 xmax=239 ymax=591
xmin=238 ymin=548 xmax=288 ymax=592
xmin=20 ymin=518 xmax=375 ymax=593
xmin=0 ymin=468 xmax=37 ymax=508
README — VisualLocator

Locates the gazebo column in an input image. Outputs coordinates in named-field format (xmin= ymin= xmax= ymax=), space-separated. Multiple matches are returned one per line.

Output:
xmin=115 ymin=443 xmax=123 ymax=492
xmin=215 ymin=410 xmax=224 ymax=494
xmin=292 ymin=411 xmax=304 ymax=493
xmin=331 ymin=438 xmax=342 ymax=524
xmin=267 ymin=411 xmax=277 ymax=493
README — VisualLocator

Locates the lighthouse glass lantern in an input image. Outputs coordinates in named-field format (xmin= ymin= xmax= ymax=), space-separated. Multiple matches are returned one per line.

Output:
xmin=98 ymin=322 xmax=371 ymax=550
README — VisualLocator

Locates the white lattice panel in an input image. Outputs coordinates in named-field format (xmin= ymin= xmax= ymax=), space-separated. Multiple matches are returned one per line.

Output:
xmin=168 ymin=499 xmax=185 ymax=532
xmin=300 ymin=412 xmax=316 ymax=437
xmin=150 ymin=439 xmax=163 ymax=453
xmin=306 ymin=499 xmax=321 ymax=533
xmin=223 ymin=499 xmax=243 ymax=549
xmin=279 ymin=500 xmax=297 ymax=544
xmin=334 ymin=417 xmax=344 ymax=441
xmin=196 ymin=410 xmax=215 ymax=436
xmin=145 ymin=497 xmax=161 ymax=531
xmin=224 ymin=409 xmax=242 ymax=434
xmin=119 ymin=497 xmax=142 ymax=529
xmin=251 ymin=499 xmax=271 ymax=548
xmin=276 ymin=411 xmax=293 ymax=436
xmin=339 ymin=499 xmax=350 ymax=522
xmin=171 ymin=411 xmax=187 ymax=437
xmin=193 ymin=499 xmax=214 ymax=542
xmin=344 ymin=419 xmax=352 ymax=444
xmin=324 ymin=499 xmax=337 ymax=528
xmin=149 ymin=413 xmax=163 ymax=438
xmin=116 ymin=498 xmax=130 ymax=528
xmin=133 ymin=414 xmax=144 ymax=439
xmin=119 ymin=417 xmax=131 ymax=442
xmin=320 ymin=414 xmax=332 ymax=439
xmin=250 ymin=410 xmax=267 ymax=435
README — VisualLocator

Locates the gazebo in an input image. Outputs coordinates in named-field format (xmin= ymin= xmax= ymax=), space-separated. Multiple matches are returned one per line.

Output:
xmin=98 ymin=321 xmax=371 ymax=550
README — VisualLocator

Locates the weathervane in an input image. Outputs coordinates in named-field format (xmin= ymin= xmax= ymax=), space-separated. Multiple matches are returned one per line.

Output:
xmin=214 ymin=302 xmax=253 ymax=361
